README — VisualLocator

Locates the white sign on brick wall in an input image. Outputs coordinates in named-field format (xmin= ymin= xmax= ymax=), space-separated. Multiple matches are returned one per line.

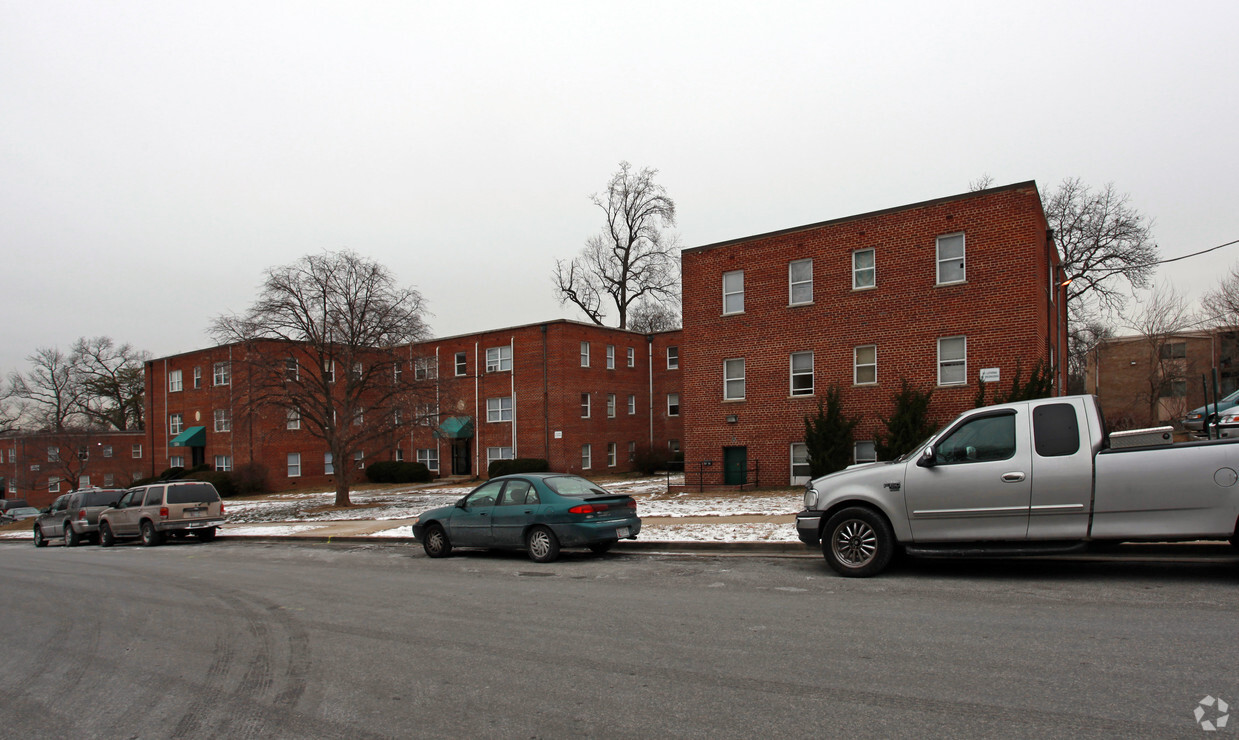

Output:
xmin=979 ymin=368 xmax=1000 ymax=383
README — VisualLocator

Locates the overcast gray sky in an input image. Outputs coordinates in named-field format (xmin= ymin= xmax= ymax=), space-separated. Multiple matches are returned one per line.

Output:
xmin=3 ymin=1 xmax=1236 ymax=375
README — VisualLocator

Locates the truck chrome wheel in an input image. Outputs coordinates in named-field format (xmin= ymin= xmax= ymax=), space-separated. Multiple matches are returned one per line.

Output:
xmin=822 ymin=506 xmax=895 ymax=578
xmin=832 ymin=519 xmax=877 ymax=567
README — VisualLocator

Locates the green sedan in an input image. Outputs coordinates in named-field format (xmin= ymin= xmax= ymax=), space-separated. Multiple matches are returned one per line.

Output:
xmin=411 ymin=473 xmax=641 ymax=563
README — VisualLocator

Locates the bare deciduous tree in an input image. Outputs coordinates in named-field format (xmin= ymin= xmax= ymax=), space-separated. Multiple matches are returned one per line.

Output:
xmin=72 ymin=336 xmax=148 ymax=431
xmin=626 ymin=299 xmax=681 ymax=333
xmin=212 ymin=250 xmax=432 ymax=507
xmin=554 ymin=161 xmax=680 ymax=329
xmin=0 ymin=378 xmax=19 ymax=435
xmin=1202 ymin=262 xmax=1239 ymax=328
xmin=968 ymin=174 xmax=995 ymax=191
xmin=8 ymin=347 xmax=85 ymax=432
xmin=1126 ymin=283 xmax=1197 ymax=425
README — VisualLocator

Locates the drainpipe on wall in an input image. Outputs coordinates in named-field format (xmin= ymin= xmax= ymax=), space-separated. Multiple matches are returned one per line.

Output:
xmin=647 ymin=335 xmax=654 ymax=446
xmin=541 ymin=324 xmax=549 ymax=461
xmin=510 ymin=336 xmax=516 ymax=458
xmin=433 ymin=345 xmax=439 ymax=474
xmin=474 ymin=341 xmax=479 ymax=477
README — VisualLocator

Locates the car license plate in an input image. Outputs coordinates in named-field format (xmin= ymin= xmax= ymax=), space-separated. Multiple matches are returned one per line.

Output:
xmin=615 ymin=527 xmax=630 ymax=538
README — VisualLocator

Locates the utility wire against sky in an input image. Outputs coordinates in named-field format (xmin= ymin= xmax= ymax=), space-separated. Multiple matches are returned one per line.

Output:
xmin=1154 ymin=238 xmax=1239 ymax=265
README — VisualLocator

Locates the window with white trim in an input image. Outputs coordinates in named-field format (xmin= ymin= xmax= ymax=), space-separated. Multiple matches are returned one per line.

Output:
xmin=853 ymin=248 xmax=875 ymax=289
xmin=213 ymin=361 xmax=231 ymax=386
xmin=938 ymin=336 xmax=967 ymax=385
xmin=102 ymin=445 xmax=113 ymax=458
xmin=324 ymin=452 xmax=334 ymax=475
xmin=854 ymin=441 xmax=877 ymax=464
xmin=487 ymin=446 xmax=513 ymax=466
xmin=791 ymin=443 xmax=810 ymax=484
xmin=723 ymin=270 xmax=744 ymax=314
xmin=132 ymin=444 xmax=142 ymax=459
xmin=215 ymin=455 xmax=232 ymax=472
xmin=791 ymin=351 xmax=814 ymax=396
xmin=395 ymin=448 xmax=404 ymax=462
xmin=104 ymin=473 xmax=114 ymax=487
xmin=487 ymin=396 xmax=513 ymax=422
xmin=724 ymin=358 xmax=745 ymax=400
xmin=667 ymin=346 xmax=679 ymax=369
xmin=581 ymin=444 xmax=592 ymax=470
xmin=354 ymin=450 xmax=365 ymax=469
xmin=169 ymin=414 xmax=183 ymax=436
xmin=580 ymin=342 xmax=590 ymax=367
xmin=627 ymin=347 xmax=635 ymax=367
xmin=936 ymin=233 xmax=965 ymax=284
xmin=581 ymin=393 xmax=590 ymax=418
xmin=607 ymin=393 xmax=616 ymax=418
xmin=667 ymin=393 xmax=680 ymax=416
xmin=668 ymin=439 xmax=680 ymax=454
xmin=350 ymin=362 xmax=363 ymax=382
xmin=288 ymin=453 xmax=301 ymax=477
xmin=789 ymin=259 xmax=813 ymax=305
xmin=353 ymin=407 xmax=364 ymax=427
xmin=415 ymin=356 xmax=436 ymax=380
xmin=417 ymin=448 xmax=439 ymax=471
xmin=393 ymin=362 xmax=403 ymax=384
xmin=79 ymin=475 xmax=90 ymax=488
xmin=606 ymin=345 xmax=615 ymax=369
xmin=607 ymin=442 xmax=617 ymax=467
xmin=169 ymin=369 xmax=183 ymax=392
xmin=455 ymin=352 xmax=468 ymax=376
xmin=193 ymin=367 xmax=202 ymax=388
xmin=49 ymin=477 xmax=60 ymax=493
xmin=323 ymin=361 xmax=335 ymax=383
xmin=214 ymin=408 xmax=231 ymax=432
xmin=287 ymin=407 xmax=301 ymax=430
xmin=285 ymin=358 xmax=299 ymax=381
xmin=854 ymin=345 xmax=877 ymax=385
xmin=485 ymin=346 xmax=511 ymax=372
xmin=170 ymin=455 xmax=184 ymax=468
xmin=628 ymin=394 xmax=636 ymax=415
xmin=628 ymin=441 xmax=636 ymax=461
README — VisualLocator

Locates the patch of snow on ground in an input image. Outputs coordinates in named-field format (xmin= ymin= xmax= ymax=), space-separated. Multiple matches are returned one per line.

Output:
xmin=639 ymin=522 xmax=800 ymax=542
xmin=0 ymin=531 xmax=31 ymax=539
xmin=221 ymin=524 xmax=327 ymax=537
xmin=368 ymin=526 xmax=416 ymax=538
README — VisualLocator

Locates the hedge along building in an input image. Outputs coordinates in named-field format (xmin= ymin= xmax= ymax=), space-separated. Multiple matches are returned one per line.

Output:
xmin=144 ymin=321 xmax=683 ymax=492
xmin=679 ymin=182 xmax=1068 ymax=488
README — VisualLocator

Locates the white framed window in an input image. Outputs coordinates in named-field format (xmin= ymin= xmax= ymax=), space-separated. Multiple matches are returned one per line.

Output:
xmin=854 ymin=441 xmax=877 ymax=464
xmin=791 ymin=443 xmax=811 ymax=485
xmin=667 ymin=393 xmax=680 ymax=416
xmin=606 ymin=345 xmax=615 ymax=369
xmin=789 ymin=259 xmax=813 ymax=305
xmin=287 ymin=407 xmax=301 ymax=430
xmin=580 ymin=341 xmax=590 ymax=367
xmin=607 ymin=442 xmax=617 ymax=467
xmin=393 ymin=407 xmax=403 ymax=425
xmin=607 ymin=393 xmax=616 ymax=418
xmin=628 ymin=441 xmax=636 ymax=461
xmin=627 ymin=347 xmax=635 ymax=367
xmin=324 ymin=452 xmax=334 ymax=475
xmin=415 ymin=356 xmax=436 ymax=380
xmin=47 ymin=446 xmax=59 ymax=462
xmin=581 ymin=393 xmax=591 ymax=418
xmin=667 ymin=346 xmax=679 ymax=369
xmin=668 ymin=439 xmax=680 ymax=454
xmin=214 ymin=408 xmax=231 ymax=432
xmin=628 ymin=394 xmax=636 ymax=415
xmin=854 ymin=345 xmax=877 ymax=385
xmin=416 ymin=403 xmax=435 ymax=426
xmin=170 ymin=455 xmax=184 ymax=468
xmin=724 ymin=358 xmax=745 ymax=400
xmin=215 ymin=455 xmax=232 ymax=472
xmin=791 ymin=351 xmax=814 ymax=396
xmin=938 ymin=336 xmax=967 ymax=385
xmin=169 ymin=414 xmax=183 ymax=436
xmin=213 ymin=361 xmax=231 ymax=386
xmin=104 ymin=473 xmax=114 ymax=487
xmin=169 ymin=369 xmax=183 ymax=392
xmin=395 ymin=448 xmax=404 ymax=462
xmin=487 ymin=396 xmax=513 ymax=422
xmin=485 ymin=346 xmax=511 ymax=372
xmin=102 ymin=445 xmax=113 ymax=458
xmin=285 ymin=358 xmax=299 ymax=381
xmin=723 ymin=270 xmax=744 ymax=314
xmin=581 ymin=444 xmax=592 ymax=470
xmin=354 ymin=450 xmax=365 ymax=469
xmin=417 ymin=448 xmax=439 ymax=471
xmin=487 ymin=446 xmax=513 ymax=466
xmin=77 ymin=446 xmax=89 ymax=461
xmin=353 ymin=407 xmax=364 ymax=427
xmin=324 ymin=361 xmax=336 ymax=383
xmin=132 ymin=444 xmax=142 ymax=459
xmin=287 ymin=453 xmax=301 ymax=477
xmin=80 ymin=475 xmax=91 ymax=488
xmin=853 ymin=248 xmax=875 ymax=289
xmin=7 ymin=448 xmax=14 ymax=463
xmin=350 ymin=362 xmax=363 ymax=381
xmin=193 ymin=366 xmax=202 ymax=388
xmin=936 ymin=233 xmax=965 ymax=285
xmin=393 ymin=362 xmax=403 ymax=384
xmin=455 ymin=352 xmax=467 ymax=376
xmin=49 ymin=477 xmax=60 ymax=493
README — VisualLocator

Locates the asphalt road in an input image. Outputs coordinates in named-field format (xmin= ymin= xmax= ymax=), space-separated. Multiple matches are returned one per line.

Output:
xmin=2 ymin=540 xmax=1237 ymax=739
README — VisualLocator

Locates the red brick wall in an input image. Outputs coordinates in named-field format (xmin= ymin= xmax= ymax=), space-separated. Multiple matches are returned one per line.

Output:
xmin=680 ymin=183 xmax=1061 ymax=486
xmin=1085 ymin=332 xmax=1221 ymax=428
xmin=1 ymin=430 xmax=146 ymax=509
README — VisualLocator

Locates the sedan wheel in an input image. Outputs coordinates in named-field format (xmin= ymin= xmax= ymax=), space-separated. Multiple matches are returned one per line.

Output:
xmin=33 ymin=526 xmax=46 ymax=548
xmin=99 ymin=522 xmax=115 ymax=548
xmin=822 ymin=507 xmax=895 ymax=578
xmin=64 ymin=525 xmax=79 ymax=548
xmin=422 ymin=524 xmax=452 ymax=558
xmin=526 ymin=526 xmax=560 ymax=563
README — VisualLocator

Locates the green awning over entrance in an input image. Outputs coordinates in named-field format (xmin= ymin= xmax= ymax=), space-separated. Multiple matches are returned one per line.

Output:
xmin=169 ymin=426 xmax=206 ymax=447
xmin=434 ymin=416 xmax=474 ymax=439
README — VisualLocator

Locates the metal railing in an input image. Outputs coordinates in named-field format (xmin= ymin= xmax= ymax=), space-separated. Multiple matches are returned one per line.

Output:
xmin=675 ymin=460 xmax=761 ymax=492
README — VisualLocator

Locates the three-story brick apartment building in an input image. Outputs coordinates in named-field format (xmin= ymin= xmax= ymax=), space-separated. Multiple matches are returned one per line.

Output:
xmin=680 ymin=182 xmax=1066 ymax=487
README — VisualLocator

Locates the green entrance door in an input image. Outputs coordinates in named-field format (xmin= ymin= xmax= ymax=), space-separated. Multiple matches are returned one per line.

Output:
xmin=723 ymin=446 xmax=748 ymax=485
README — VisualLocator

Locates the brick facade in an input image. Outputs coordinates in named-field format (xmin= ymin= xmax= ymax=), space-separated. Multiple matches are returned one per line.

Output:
xmin=0 ymin=430 xmax=147 ymax=509
xmin=680 ymin=182 xmax=1066 ymax=487
xmin=144 ymin=321 xmax=683 ymax=492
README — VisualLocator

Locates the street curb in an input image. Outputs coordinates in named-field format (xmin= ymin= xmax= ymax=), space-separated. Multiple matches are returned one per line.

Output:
xmin=214 ymin=534 xmax=814 ymax=554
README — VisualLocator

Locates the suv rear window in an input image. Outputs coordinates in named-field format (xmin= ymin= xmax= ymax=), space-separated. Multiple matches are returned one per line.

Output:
xmin=83 ymin=491 xmax=124 ymax=507
xmin=167 ymin=483 xmax=221 ymax=504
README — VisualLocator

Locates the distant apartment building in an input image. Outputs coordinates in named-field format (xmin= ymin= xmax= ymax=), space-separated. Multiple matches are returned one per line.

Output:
xmin=0 ymin=429 xmax=146 ymax=508
xmin=680 ymin=182 xmax=1066 ymax=487
xmin=144 ymin=320 xmax=682 ymax=492
xmin=1085 ymin=328 xmax=1238 ymax=428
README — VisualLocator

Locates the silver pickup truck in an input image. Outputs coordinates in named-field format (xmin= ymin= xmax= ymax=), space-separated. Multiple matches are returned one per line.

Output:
xmin=796 ymin=394 xmax=1239 ymax=576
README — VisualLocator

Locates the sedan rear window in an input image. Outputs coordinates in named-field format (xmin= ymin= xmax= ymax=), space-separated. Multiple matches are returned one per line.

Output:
xmin=167 ymin=483 xmax=222 ymax=504
xmin=542 ymin=476 xmax=610 ymax=498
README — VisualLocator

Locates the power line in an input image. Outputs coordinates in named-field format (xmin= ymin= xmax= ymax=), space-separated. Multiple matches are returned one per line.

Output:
xmin=1155 ymin=238 xmax=1239 ymax=265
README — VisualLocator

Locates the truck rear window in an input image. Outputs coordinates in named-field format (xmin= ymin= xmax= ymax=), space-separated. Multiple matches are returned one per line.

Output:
xmin=167 ymin=483 xmax=221 ymax=504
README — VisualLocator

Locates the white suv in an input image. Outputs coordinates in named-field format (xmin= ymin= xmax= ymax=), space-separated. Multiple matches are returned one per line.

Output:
xmin=98 ymin=482 xmax=225 ymax=547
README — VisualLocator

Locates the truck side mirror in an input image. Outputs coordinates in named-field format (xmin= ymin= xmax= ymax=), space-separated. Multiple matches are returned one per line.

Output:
xmin=917 ymin=447 xmax=936 ymax=468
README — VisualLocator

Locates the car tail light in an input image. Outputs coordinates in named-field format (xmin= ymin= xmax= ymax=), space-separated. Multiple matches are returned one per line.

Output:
xmin=159 ymin=506 xmax=169 ymax=519
xmin=624 ymin=500 xmax=637 ymax=510
xmin=569 ymin=503 xmax=609 ymax=514
xmin=220 ymin=503 xmax=225 ymax=515
xmin=77 ymin=510 xmax=86 ymax=521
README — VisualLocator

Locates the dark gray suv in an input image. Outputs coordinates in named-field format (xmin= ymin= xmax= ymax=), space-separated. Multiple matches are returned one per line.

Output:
xmin=33 ymin=488 xmax=126 ymax=547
